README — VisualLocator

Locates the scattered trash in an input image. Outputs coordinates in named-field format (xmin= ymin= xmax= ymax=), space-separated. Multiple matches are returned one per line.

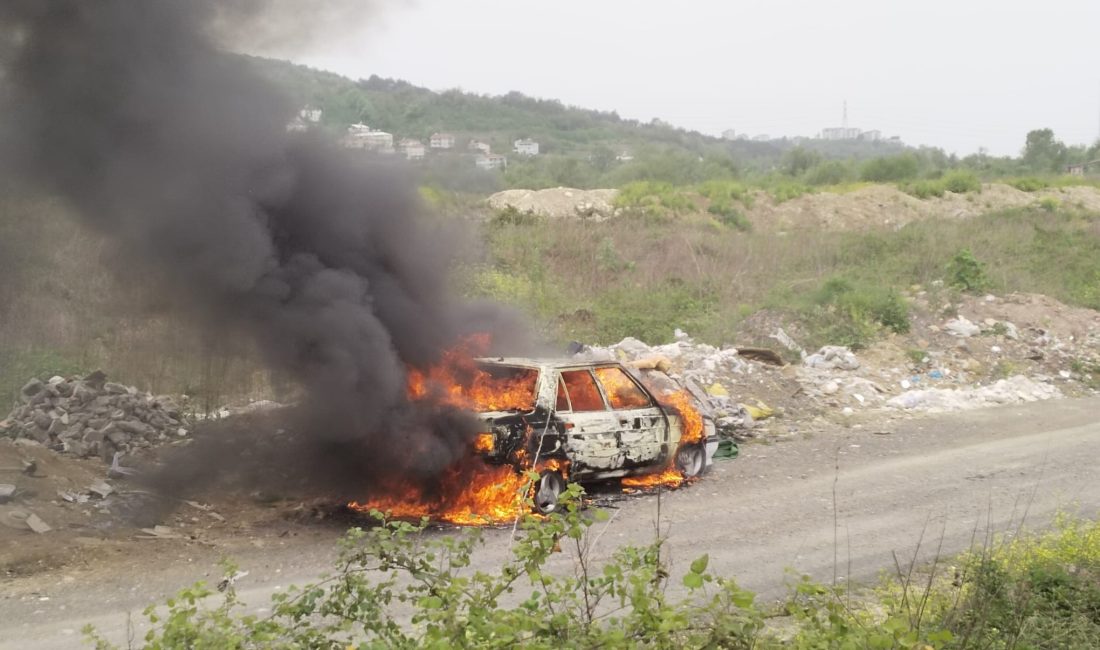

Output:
xmin=712 ymin=439 xmax=739 ymax=460
xmin=137 ymin=525 xmax=184 ymax=539
xmin=887 ymin=375 xmax=1061 ymax=412
xmin=57 ymin=489 xmax=89 ymax=504
xmin=803 ymin=346 xmax=860 ymax=371
xmin=743 ymin=402 xmax=774 ymax=420
xmin=108 ymin=452 xmax=137 ymax=478
xmin=944 ymin=316 xmax=981 ymax=338
xmin=217 ymin=570 xmax=250 ymax=592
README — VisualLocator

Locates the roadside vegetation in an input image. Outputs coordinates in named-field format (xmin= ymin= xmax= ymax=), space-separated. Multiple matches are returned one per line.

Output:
xmin=85 ymin=486 xmax=1100 ymax=649
xmin=471 ymin=204 xmax=1100 ymax=349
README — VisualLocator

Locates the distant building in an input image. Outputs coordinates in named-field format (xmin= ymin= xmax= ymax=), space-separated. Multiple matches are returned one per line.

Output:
xmin=300 ymin=107 xmax=323 ymax=123
xmin=1067 ymin=160 xmax=1100 ymax=176
xmin=467 ymin=139 xmax=492 ymax=154
xmin=430 ymin=132 xmax=456 ymax=149
xmin=721 ymin=129 xmax=737 ymax=140
xmin=513 ymin=138 xmax=540 ymax=156
xmin=820 ymin=127 xmax=862 ymax=140
xmin=616 ymin=151 xmax=634 ymax=162
xmin=343 ymin=123 xmax=394 ymax=153
xmin=475 ymin=154 xmax=508 ymax=170
xmin=398 ymin=138 xmax=426 ymax=161
xmin=859 ymin=130 xmax=882 ymax=141
xmin=285 ymin=117 xmax=308 ymax=133
xmin=751 ymin=134 xmax=771 ymax=142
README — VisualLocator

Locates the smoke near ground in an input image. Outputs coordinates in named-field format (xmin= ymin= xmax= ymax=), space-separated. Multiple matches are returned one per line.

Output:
xmin=0 ymin=1 xmax=532 ymax=500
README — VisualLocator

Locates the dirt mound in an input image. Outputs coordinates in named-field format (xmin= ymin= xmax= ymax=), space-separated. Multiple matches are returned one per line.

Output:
xmin=487 ymin=187 xmax=619 ymax=220
xmin=746 ymin=183 xmax=1100 ymax=231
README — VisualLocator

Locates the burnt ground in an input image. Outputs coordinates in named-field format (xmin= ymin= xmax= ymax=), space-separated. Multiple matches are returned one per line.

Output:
xmin=2 ymin=395 xmax=1100 ymax=648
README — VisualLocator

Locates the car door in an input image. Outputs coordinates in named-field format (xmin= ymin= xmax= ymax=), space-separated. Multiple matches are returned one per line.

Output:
xmin=555 ymin=369 xmax=624 ymax=476
xmin=593 ymin=366 xmax=668 ymax=467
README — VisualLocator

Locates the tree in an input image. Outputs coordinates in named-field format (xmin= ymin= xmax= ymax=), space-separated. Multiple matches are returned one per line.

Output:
xmin=1022 ymin=128 xmax=1068 ymax=173
xmin=780 ymin=147 xmax=822 ymax=177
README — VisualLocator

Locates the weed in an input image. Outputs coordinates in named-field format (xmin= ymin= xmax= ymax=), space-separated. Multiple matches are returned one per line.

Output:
xmin=946 ymin=248 xmax=989 ymax=293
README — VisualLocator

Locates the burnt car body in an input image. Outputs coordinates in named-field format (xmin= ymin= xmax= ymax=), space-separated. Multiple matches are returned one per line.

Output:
xmin=472 ymin=358 xmax=718 ymax=512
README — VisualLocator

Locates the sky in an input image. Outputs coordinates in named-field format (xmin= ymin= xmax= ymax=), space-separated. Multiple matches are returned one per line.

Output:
xmin=288 ymin=0 xmax=1100 ymax=157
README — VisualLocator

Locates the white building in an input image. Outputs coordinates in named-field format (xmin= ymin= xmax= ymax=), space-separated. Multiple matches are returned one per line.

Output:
xmin=467 ymin=139 xmax=491 ymax=154
xmin=300 ymin=107 xmax=323 ymax=123
xmin=343 ymin=124 xmax=394 ymax=153
xmin=398 ymin=138 xmax=426 ymax=161
xmin=475 ymin=154 xmax=507 ymax=170
xmin=430 ymin=132 xmax=456 ymax=149
xmin=721 ymin=129 xmax=737 ymax=140
xmin=820 ymin=127 xmax=862 ymax=140
xmin=859 ymin=129 xmax=882 ymax=141
xmin=513 ymin=138 xmax=540 ymax=156
xmin=751 ymin=134 xmax=771 ymax=142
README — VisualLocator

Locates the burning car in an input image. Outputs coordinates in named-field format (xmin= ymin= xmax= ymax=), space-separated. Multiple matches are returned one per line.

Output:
xmin=350 ymin=339 xmax=718 ymax=525
xmin=469 ymin=358 xmax=718 ymax=514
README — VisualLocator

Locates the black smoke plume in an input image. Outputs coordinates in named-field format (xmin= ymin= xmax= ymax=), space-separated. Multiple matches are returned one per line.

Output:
xmin=0 ymin=1 xmax=531 ymax=500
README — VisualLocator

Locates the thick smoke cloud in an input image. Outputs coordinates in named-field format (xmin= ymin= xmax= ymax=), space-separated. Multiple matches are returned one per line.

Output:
xmin=0 ymin=1 xmax=531 ymax=499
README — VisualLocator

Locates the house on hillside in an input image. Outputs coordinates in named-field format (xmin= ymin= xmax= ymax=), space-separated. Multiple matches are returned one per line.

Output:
xmin=300 ymin=106 xmax=323 ymax=123
xmin=820 ymin=127 xmax=862 ymax=140
xmin=468 ymin=139 xmax=491 ymax=154
xmin=430 ymin=133 xmax=456 ymax=149
xmin=1067 ymin=160 xmax=1100 ymax=176
xmin=399 ymin=138 xmax=426 ymax=161
xmin=475 ymin=154 xmax=507 ymax=170
xmin=342 ymin=123 xmax=394 ymax=153
xmin=721 ymin=129 xmax=737 ymax=140
xmin=513 ymin=138 xmax=539 ymax=156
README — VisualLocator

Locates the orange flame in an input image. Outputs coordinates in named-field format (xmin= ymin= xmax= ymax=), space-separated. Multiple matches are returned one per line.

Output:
xmin=348 ymin=338 xmax=707 ymax=524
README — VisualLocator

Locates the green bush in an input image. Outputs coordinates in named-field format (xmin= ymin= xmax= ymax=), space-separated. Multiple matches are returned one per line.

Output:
xmin=903 ymin=180 xmax=946 ymax=199
xmin=1008 ymin=177 xmax=1050 ymax=192
xmin=797 ymin=277 xmax=911 ymax=349
xmin=941 ymin=170 xmax=981 ymax=194
xmin=768 ymin=181 xmax=811 ymax=203
xmin=1037 ymin=196 xmax=1060 ymax=212
xmin=860 ymin=154 xmax=920 ymax=182
xmin=707 ymin=200 xmax=752 ymax=231
xmin=802 ymin=160 xmax=851 ymax=186
xmin=946 ymin=248 xmax=988 ymax=292
xmin=614 ymin=181 xmax=694 ymax=219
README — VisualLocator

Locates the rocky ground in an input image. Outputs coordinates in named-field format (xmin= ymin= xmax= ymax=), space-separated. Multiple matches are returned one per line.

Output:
xmin=485 ymin=183 xmax=1100 ymax=230
xmin=1 ymin=290 xmax=1096 ymax=584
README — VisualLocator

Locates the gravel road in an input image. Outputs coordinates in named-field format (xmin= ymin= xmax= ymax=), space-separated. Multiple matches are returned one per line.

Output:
xmin=3 ymin=395 xmax=1099 ymax=648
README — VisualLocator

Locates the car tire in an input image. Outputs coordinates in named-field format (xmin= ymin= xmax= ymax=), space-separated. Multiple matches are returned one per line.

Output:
xmin=534 ymin=471 xmax=566 ymax=514
xmin=675 ymin=443 xmax=707 ymax=478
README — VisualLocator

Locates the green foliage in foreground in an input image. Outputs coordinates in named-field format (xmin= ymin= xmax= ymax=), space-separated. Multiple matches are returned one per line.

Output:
xmin=85 ymin=496 xmax=1100 ymax=649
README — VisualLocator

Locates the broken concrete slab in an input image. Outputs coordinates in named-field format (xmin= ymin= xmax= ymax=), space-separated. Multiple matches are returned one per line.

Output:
xmin=87 ymin=480 xmax=113 ymax=499
xmin=26 ymin=512 xmax=51 ymax=534
xmin=0 ymin=484 xmax=15 ymax=503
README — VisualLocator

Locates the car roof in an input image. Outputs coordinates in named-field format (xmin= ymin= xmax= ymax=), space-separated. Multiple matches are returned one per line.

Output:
xmin=475 ymin=357 xmax=623 ymax=370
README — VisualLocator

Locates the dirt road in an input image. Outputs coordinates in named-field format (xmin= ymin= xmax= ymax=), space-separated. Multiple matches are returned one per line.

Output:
xmin=3 ymin=396 xmax=1099 ymax=648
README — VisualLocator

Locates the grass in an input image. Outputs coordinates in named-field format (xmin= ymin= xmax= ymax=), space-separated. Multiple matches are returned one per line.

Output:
xmin=471 ymin=204 xmax=1100 ymax=348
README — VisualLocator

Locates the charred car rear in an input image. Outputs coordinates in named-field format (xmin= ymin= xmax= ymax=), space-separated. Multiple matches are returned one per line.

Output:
xmin=471 ymin=358 xmax=717 ymax=513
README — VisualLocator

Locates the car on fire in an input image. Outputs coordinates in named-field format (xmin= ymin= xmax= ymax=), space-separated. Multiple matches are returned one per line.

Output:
xmin=471 ymin=358 xmax=719 ymax=514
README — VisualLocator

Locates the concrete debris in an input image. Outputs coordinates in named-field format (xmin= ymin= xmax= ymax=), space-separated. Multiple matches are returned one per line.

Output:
xmin=137 ymin=525 xmax=183 ymax=539
xmin=487 ymin=187 xmax=619 ymax=221
xmin=26 ymin=512 xmax=52 ymax=534
xmin=0 ymin=371 xmax=190 ymax=462
xmin=886 ymin=375 xmax=1062 ymax=412
xmin=87 ymin=480 xmax=114 ymax=499
xmin=804 ymin=346 xmax=860 ymax=371
xmin=57 ymin=490 xmax=89 ymax=504
xmin=0 ymin=483 xmax=15 ymax=503
xmin=944 ymin=316 xmax=981 ymax=338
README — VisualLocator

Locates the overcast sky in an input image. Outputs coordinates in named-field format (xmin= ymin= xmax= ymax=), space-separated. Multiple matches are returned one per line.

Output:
xmin=293 ymin=0 xmax=1100 ymax=157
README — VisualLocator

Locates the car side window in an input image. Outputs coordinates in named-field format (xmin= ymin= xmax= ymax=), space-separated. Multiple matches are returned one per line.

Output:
xmin=555 ymin=374 xmax=572 ymax=412
xmin=594 ymin=366 xmax=653 ymax=409
xmin=560 ymin=369 xmax=607 ymax=412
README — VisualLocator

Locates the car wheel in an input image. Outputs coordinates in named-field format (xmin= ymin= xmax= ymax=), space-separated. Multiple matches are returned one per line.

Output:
xmin=675 ymin=443 xmax=706 ymax=478
xmin=534 ymin=471 xmax=566 ymax=514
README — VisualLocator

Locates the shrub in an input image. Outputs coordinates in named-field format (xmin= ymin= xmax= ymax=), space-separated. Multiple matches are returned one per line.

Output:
xmin=802 ymin=160 xmax=851 ymax=186
xmin=707 ymin=200 xmax=752 ymax=231
xmin=860 ymin=154 xmax=920 ymax=182
xmin=1009 ymin=177 xmax=1049 ymax=192
xmin=614 ymin=181 xmax=694 ymax=219
xmin=946 ymin=248 xmax=988 ymax=292
xmin=941 ymin=170 xmax=982 ymax=194
xmin=768 ymin=181 xmax=810 ymax=203
xmin=903 ymin=180 xmax=945 ymax=199
xmin=1038 ymin=196 xmax=1061 ymax=212
xmin=800 ymin=277 xmax=911 ymax=349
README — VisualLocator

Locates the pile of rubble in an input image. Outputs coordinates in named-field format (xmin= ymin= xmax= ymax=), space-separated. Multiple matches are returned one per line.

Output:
xmin=0 ymin=371 xmax=189 ymax=461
